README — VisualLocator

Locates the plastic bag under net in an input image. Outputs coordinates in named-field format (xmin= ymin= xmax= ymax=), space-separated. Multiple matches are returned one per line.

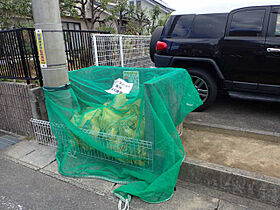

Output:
xmin=44 ymin=66 xmax=203 ymax=204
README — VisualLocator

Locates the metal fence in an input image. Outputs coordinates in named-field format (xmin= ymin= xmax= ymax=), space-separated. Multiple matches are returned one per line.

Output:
xmin=30 ymin=118 xmax=154 ymax=170
xmin=64 ymin=32 xmax=154 ymax=71
xmin=92 ymin=34 xmax=154 ymax=68
xmin=30 ymin=117 xmax=183 ymax=148
xmin=30 ymin=118 xmax=182 ymax=169
xmin=0 ymin=28 xmax=154 ymax=85
xmin=0 ymin=28 xmax=42 ymax=85
xmin=63 ymin=30 xmax=109 ymax=71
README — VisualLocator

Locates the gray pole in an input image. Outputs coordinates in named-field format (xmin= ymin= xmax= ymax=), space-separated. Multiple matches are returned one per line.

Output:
xmin=32 ymin=0 xmax=69 ymax=87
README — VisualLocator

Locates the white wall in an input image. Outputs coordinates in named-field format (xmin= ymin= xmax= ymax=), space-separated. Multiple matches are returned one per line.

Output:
xmin=140 ymin=0 xmax=169 ymax=28
xmin=129 ymin=0 xmax=171 ymax=18
xmin=142 ymin=0 xmax=171 ymax=16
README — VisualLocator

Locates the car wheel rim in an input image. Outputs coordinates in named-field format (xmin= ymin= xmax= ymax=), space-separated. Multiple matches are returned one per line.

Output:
xmin=191 ymin=76 xmax=209 ymax=102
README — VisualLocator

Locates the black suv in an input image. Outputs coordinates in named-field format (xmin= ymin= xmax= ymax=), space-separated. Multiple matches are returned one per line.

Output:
xmin=150 ymin=4 xmax=280 ymax=110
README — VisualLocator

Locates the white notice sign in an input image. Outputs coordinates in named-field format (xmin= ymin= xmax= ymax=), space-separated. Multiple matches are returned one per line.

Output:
xmin=105 ymin=78 xmax=133 ymax=94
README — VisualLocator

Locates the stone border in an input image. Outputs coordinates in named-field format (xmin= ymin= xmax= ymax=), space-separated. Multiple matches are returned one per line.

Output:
xmin=0 ymin=129 xmax=26 ymax=141
xmin=2 ymin=140 xmax=279 ymax=209
xmin=179 ymin=157 xmax=280 ymax=207
xmin=184 ymin=121 xmax=280 ymax=144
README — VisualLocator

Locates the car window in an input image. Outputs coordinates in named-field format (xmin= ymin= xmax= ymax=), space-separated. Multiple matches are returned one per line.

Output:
xmin=229 ymin=10 xmax=265 ymax=37
xmin=162 ymin=15 xmax=195 ymax=38
xmin=161 ymin=16 xmax=175 ymax=37
xmin=275 ymin=13 xmax=280 ymax=36
xmin=189 ymin=14 xmax=227 ymax=39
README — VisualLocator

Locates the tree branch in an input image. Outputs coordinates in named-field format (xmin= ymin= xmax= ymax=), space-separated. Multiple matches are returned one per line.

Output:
xmin=74 ymin=5 xmax=82 ymax=12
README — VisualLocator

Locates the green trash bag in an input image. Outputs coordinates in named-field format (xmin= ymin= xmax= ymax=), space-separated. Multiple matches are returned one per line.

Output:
xmin=44 ymin=66 xmax=202 ymax=204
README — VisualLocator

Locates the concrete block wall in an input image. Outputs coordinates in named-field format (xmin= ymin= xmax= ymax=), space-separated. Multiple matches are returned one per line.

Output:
xmin=0 ymin=82 xmax=35 ymax=136
xmin=0 ymin=82 xmax=48 ymax=137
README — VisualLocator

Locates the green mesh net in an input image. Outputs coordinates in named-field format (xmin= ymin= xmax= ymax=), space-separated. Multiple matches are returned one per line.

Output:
xmin=44 ymin=66 xmax=202 ymax=204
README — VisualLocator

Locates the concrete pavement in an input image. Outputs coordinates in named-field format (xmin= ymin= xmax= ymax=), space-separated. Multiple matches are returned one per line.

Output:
xmin=1 ymin=140 xmax=279 ymax=210
xmin=185 ymin=95 xmax=280 ymax=136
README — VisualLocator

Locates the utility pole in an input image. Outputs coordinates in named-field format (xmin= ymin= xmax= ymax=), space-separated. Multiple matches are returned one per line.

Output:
xmin=32 ymin=0 xmax=69 ymax=87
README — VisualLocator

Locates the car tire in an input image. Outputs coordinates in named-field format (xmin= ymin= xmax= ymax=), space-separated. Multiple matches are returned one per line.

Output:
xmin=187 ymin=68 xmax=217 ymax=111
xmin=150 ymin=26 xmax=164 ymax=62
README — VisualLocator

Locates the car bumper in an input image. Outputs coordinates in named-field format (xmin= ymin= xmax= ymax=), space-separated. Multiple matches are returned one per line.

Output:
xmin=154 ymin=54 xmax=173 ymax=67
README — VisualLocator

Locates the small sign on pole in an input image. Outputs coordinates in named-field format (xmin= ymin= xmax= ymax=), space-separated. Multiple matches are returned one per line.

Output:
xmin=35 ymin=29 xmax=47 ymax=68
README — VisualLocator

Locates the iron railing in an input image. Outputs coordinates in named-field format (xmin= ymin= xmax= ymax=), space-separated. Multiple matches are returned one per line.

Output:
xmin=63 ymin=29 xmax=109 ymax=71
xmin=0 ymin=28 xmax=42 ymax=86
xmin=0 ymin=28 xmax=154 ymax=85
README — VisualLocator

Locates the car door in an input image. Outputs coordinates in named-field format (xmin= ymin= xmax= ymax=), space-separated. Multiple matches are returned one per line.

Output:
xmin=220 ymin=7 xmax=269 ymax=91
xmin=260 ymin=6 xmax=280 ymax=94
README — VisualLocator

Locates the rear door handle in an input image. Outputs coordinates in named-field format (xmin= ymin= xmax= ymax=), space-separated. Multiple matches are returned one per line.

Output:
xmin=267 ymin=48 xmax=280 ymax=53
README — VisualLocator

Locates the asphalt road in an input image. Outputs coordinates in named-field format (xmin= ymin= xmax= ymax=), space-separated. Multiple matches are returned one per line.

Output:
xmin=0 ymin=157 xmax=115 ymax=210
xmin=186 ymin=94 xmax=280 ymax=134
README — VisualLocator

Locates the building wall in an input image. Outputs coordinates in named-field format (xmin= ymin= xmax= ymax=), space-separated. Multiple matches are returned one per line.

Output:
xmin=134 ymin=0 xmax=171 ymax=34
xmin=61 ymin=17 xmax=88 ymax=30
xmin=140 ymin=0 xmax=172 ymax=16
xmin=141 ymin=0 xmax=154 ymax=13
xmin=61 ymin=0 xmax=172 ymax=33
xmin=62 ymin=13 xmax=117 ymax=32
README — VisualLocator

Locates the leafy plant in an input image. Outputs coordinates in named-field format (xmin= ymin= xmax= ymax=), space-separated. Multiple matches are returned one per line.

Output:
xmin=69 ymin=0 xmax=110 ymax=30
xmin=149 ymin=4 xmax=161 ymax=33
xmin=0 ymin=0 xmax=32 ymax=29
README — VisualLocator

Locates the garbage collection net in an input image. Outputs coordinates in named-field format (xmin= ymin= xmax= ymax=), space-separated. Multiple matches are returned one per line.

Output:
xmin=44 ymin=66 xmax=202 ymax=203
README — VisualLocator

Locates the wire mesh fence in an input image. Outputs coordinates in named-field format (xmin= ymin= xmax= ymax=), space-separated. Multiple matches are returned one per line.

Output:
xmin=92 ymin=34 xmax=154 ymax=68
xmin=93 ymin=34 xmax=121 ymax=67
xmin=65 ymin=32 xmax=154 ymax=71
xmin=30 ymin=118 xmax=154 ymax=170
xmin=31 ymin=117 xmax=183 ymax=147
xmin=30 ymin=118 xmax=58 ymax=147
xmin=122 ymin=35 xmax=153 ymax=68
xmin=30 ymin=117 xmax=182 ymax=170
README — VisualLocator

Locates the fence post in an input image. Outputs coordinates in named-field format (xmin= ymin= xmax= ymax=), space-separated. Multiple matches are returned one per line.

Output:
xmin=16 ymin=30 xmax=30 ymax=84
xmin=119 ymin=35 xmax=124 ymax=67
xmin=92 ymin=34 xmax=99 ymax=66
